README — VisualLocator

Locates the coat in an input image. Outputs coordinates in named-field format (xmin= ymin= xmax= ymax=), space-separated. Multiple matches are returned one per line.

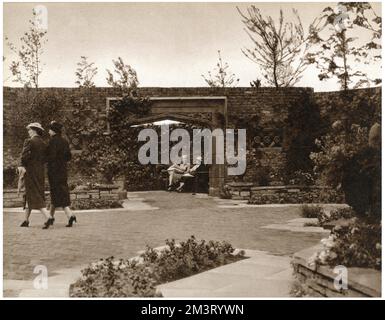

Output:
xmin=46 ymin=134 xmax=72 ymax=208
xmin=20 ymin=136 xmax=46 ymax=209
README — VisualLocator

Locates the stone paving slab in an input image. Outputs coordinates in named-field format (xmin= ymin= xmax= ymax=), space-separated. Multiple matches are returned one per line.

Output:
xmin=261 ymin=218 xmax=330 ymax=234
xmin=216 ymin=201 xmax=348 ymax=211
xmin=157 ymin=250 xmax=293 ymax=297
xmin=4 ymin=266 xmax=85 ymax=298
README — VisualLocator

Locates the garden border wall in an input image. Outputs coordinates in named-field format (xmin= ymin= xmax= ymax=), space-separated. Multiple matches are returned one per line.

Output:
xmin=292 ymin=244 xmax=381 ymax=297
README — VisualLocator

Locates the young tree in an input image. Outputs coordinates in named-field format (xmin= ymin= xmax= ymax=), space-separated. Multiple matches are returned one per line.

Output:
xmin=238 ymin=6 xmax=320 ymax=88
xmin=106 ymin=57 xmax=139 ymax=95
xmin=75 ymin=56 xmax=98 ymax=88
xmin=202 ymin=50 xmax=239 ymax=87
xmin=306 ymin=2 xmax=381 ymax=90
xmin=6 ymin=9 xmax=47 ymax=88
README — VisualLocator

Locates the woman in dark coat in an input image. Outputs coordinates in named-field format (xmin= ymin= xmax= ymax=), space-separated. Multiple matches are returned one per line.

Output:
xmin=19 ymin=123 xmax=53 ymax=229
xmin=47 ymin=121 xmax=77 ymax=227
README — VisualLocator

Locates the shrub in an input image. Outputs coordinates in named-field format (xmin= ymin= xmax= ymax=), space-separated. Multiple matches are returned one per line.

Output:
xmin=301 ymin=205 xmax=323 ymax=218
xmin=317 ymin=207 xmax=355 ymax=228
xmin=3 ymin=151 xmax=19 ymax=188
xmin=327 ymin=222 xmax=381 ymax=270
xmin=71 ymin=199 xmax=123 ymax=210
xmin=219 ymin=185 xmax=232 ymax=199
xmin=141 ymin=237 xmax=245 ymax=284
xmin=69 ymin=257 xmax=160 ymax=297
xmin=309 ymin=221 xmax=381 ymax=270
xmin=288 ymin=170 xmax=315 ymax=186
xmin=70 ymin=236 xmax=245 ymax=297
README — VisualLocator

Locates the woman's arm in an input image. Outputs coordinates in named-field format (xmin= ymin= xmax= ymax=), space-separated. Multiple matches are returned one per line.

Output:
xmin=64 ymin=140 xmax=72 ymax=162
xmin=46 ymin=139 xmax=57 ymax=164
xmin=20 ymin=139 xmax=32 ymax=167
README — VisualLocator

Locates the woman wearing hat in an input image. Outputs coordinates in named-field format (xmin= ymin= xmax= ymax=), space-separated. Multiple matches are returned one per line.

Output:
xmin=46 ymin=121 xmax=77 ymax=227
xmin=19 ymin=123 xmax=54 ymax=229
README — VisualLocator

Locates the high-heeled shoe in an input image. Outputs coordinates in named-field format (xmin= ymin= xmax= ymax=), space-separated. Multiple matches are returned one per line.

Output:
xmin=42 ymin=218 xmax=54 ymax=229
xmin=66 ymin=216 xmax=77 ymax=227
xmin=20 ymin=220 xmax=29 ymax=227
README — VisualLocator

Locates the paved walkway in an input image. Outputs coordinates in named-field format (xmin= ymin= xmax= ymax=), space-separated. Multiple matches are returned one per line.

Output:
xmin=3 ymin=191 xmax=330 ymax=297
xmin=158 ymin=249 xmax=293 ymax=297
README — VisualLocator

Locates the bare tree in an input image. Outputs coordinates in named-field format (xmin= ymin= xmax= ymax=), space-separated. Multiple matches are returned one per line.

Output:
xmin=238 ymin=6 xmax=320 ymax=88
xmin=6 ymin=9 xmax=47 ymax=88
xmin=106 ymin=57 xmax=139 ymax=95
xmin=202 ymin=50 xmax=239 ymax=87
xmin=75 ymin=56 xmax=98 ymax=88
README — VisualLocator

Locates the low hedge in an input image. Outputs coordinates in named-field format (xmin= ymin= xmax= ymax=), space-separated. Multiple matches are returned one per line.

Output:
xmin=71 ymin=199 xmax=123 ymax=210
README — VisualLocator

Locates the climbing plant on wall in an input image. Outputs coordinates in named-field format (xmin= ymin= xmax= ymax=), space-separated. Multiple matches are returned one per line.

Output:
xmin=65 ymin=94 xmax=152 ymax=184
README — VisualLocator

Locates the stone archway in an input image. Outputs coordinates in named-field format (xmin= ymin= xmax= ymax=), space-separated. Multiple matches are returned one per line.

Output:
xmin=106 ymin=96 xmax=228 ymax=196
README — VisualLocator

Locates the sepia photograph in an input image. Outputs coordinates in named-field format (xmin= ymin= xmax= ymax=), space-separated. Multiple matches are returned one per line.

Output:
xmin=1 ymin=1 xmax=382 ymax=301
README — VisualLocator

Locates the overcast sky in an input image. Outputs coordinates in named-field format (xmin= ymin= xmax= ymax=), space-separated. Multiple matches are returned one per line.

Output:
xmin=3 ymin=1 xmax=382 ymax=91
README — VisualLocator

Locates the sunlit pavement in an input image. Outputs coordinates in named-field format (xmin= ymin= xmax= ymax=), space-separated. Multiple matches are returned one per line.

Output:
xmin=3 ymin=191 xmax=327 ymax=297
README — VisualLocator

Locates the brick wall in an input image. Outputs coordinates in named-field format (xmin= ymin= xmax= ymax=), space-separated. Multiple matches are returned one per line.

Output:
xmin=3 ymin=86 xmax=313 ymax=187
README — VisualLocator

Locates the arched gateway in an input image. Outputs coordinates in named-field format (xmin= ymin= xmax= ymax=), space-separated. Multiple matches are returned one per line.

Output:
xmin=106 ymin=96 xmax=228 ymax=196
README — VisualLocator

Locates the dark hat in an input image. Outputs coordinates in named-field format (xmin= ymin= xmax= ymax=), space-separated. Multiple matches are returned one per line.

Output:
xmin=49 ymin=121 xmax=63 ymax=133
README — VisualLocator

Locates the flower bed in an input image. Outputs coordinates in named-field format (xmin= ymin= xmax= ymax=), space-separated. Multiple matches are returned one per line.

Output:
xmin=292 ymin=243 xmax=381 ymax=297
xmin=69 ymin=236 xmax=245 ymax=297
xmin=291 ymin=214 xmax=381 ymax=297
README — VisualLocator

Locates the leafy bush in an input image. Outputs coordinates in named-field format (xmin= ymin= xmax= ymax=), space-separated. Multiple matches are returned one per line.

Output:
xmin=71 ymin=199 xmax=123 ymax=210
xmin=288 ymin=170 xmax=315 ymax=186
xmin=5 ymin=90 xmax=64 ymax=152
xmin=312 ymin=122 xmax=380 ymax=219
xmin=309 ymin=221 xmax=381 ymax=270
xmin=141 ymin=237 xmax=245 ymax=283
xmin=248 ymin=188 xmax=344 ymax=205
xmin=69 ymin=257 xmax=160 ymax=297
xmin=70 ymin=236 xmax=245 ymax=297
xmin=219 ymin=185 xmax=232 ymax=199
xmin=341 ymin=146 xmax=380 ymax=220
xmin=301 ymin=205 xmax=323 ymax=218
xmin=3 ymin=167 xmax=18 ymax=189
xmin=3 ymin=150 xmax=20 ymax=188
xmin=317 ymin=207 xmax=355 ymax=228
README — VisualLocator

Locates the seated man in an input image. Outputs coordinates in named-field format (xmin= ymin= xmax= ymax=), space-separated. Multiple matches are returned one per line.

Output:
xmin=167 ymin=155 xmax=190 ymax=191
xmin=175 ymin=156 xmax=203 ymax=192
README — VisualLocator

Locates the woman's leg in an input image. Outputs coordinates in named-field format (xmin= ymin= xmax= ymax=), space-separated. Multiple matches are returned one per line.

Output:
xmin=50 ymin=205 xmax=56 ymax=218
xmin=176 ymin=182 xmax=185 ymax=191
xmin=168 ymin=172 xmax=174 ymax=186
xmin=24 ymin=207 xmax=32 ymax=222
xmin=64 ymin=206 xmax=77 ymax=227
xmin=40 ymin=207 xmax=52 ymax=220
xmin=63 ymin=206 xmax=74 ymax=219
xmin=20 ymin=208 xmax=31 ymax=227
